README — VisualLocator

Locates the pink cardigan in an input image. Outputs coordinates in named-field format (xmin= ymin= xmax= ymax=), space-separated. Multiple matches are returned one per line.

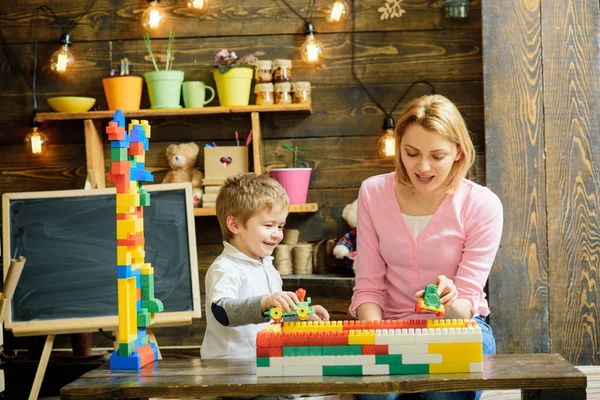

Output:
xmin=349 ymin=172 xmax=503 ymax=320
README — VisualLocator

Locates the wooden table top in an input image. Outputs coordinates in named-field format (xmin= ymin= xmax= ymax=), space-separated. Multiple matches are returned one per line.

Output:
xmin=60 ymin=353 xmax=586 ymax=400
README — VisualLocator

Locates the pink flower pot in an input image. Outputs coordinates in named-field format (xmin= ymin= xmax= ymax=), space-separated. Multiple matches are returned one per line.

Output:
xmin=270 ymin=168 xmax=312 ymax=204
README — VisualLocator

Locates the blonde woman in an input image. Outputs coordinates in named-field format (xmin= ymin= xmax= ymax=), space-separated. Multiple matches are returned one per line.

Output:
xmin=350 ymin=94 xmax=503 ymax=400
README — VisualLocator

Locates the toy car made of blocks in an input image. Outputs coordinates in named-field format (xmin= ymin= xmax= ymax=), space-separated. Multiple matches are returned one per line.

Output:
xmin=263 ymin=288 xmax=314 ymax=322
xmin=414 ymin=284 xmax=445 ymax=318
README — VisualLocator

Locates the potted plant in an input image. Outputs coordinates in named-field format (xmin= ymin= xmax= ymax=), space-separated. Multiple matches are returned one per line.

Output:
xmin=102 ymin=57 xmax=144 ymax=111
xmin=143 ymin=31 xmax=185 ymax=109
xmin=269 ymin=144 xmax=312 ymax=205
xmin=213 ymin=49 xmax=257 ymax=106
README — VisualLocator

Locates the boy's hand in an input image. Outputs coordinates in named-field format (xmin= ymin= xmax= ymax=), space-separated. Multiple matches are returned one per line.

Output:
xmin=307 ymin=305 xmax=330 ymax=322
xmin=261 ymin=291 xmax=300 ymax=313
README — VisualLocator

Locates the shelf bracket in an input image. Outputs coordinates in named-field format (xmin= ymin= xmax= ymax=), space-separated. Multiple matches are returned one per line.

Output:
xmin=250 ymin=112 xmax=263 ymax=175
xmin=83 ymin=119 xmax=106 ymax=189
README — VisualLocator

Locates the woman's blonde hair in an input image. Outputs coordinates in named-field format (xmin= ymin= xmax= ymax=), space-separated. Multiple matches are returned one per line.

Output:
xmin=216 ymin=173 xmax=290 ymax=241
xmin=394 ymin=94 xmax=475 ymax=193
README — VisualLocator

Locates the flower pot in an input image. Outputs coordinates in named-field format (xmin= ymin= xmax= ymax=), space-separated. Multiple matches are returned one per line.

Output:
xmin=144 ymin=70 xmax=185 ymax=109
xmin=270 ymin=168 xmax=312 ymax=205
xmin=213 ymin=67 xmax=253 ymax=106
xmin=102 ymin=76 xmax=143 ymax=111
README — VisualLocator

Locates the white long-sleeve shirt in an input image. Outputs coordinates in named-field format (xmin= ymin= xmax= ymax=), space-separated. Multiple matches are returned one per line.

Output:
xmin=201 ymin=241 xmax=282 ymax=359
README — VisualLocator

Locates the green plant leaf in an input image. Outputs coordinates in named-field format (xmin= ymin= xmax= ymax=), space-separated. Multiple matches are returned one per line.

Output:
xmin=218 ymin=65 xmax=231 ymax=74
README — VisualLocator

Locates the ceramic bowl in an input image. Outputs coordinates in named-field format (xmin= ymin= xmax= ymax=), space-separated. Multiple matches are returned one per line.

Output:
xmin=47 ymin=96 xmax=96 ymax=112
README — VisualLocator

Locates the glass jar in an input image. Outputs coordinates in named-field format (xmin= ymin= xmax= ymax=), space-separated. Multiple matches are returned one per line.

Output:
xmin=254 ymin=83 xmax=274 ymax=105
xmin=273 ymin=59 xmax=292 ymax=83
xmin=292 ymin=81 xmax=312 ymax=104
xmin=274 ymin=82 xmax=292 ymax=105
xmin=254 ymin=60 xmax=273 ymax=84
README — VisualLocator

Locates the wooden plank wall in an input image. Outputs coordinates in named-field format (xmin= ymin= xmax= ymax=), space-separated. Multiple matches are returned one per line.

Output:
xmin=483 ymin=0 xmax=600 ymax=365
xmin=0 ymin=1 xmax=485 ymax=351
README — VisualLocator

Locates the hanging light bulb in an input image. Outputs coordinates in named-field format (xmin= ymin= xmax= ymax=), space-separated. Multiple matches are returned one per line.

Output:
xmin=325 ymin=0 xmax=349 ymax=23
xmin=378 ymin=117 xmax=396 ymax=158
xmin=142 ymin=0 xmax=163 ymax=30
xmin=187 ymin=0 xmax=207 ymax=10
xmin=300 ymin=22 xmax=323 ymax=64
xmin=49 ymin=34 xmax=74 ymax=74
xmin=25 ymin=126 xmax=48 ymax=155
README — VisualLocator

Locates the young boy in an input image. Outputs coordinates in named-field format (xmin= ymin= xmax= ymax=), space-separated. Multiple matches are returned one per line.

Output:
xmin=201 ymin=173 xmax=329 ymax=360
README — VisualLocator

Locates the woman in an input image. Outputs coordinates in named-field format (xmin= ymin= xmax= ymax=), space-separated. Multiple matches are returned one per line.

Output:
xmin=350 ymin=94 xmax=503 ymax=400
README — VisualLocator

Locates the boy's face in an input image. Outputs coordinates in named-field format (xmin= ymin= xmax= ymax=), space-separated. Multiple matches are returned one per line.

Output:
xmin=229 ymin=205 xmax=288 ymax=262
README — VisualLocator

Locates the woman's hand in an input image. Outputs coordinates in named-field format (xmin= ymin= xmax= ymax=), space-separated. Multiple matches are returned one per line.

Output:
xmin=415 ymin=275 xmax=458 ymax=308
xmin=307 ymin=305 xmax=330 ymax=321
xmin=260 ymin=291 xmax=300 ymax=313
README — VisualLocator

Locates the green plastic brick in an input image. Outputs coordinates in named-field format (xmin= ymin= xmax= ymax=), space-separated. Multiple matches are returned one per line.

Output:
xmin=256 ymin=358 xmax=270 ymax=367
xmin=322 ymin=345 xmax=362 ymax=356
xmin=389 ymin=363 xmax=429 ymax=375
xmin=323 ymin=365 xmax=363 ymax=376
xmin=376 ymin=354 xmax=403 ymax=365
xmin=111 ymin=147 xmax=128 ymax=161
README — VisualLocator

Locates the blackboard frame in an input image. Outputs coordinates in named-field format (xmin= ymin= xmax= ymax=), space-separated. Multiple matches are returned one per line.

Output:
xmin=1 ymin=182 xmax=201 ymax=336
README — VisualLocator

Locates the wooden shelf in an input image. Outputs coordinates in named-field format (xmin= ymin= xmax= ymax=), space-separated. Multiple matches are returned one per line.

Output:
xmin=194 ymin=203 xmax=319 ymax=217
xmin=36 ymin=104 xmax=312 ymax=121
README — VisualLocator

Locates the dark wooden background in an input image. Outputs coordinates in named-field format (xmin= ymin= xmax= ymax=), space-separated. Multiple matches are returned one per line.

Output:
xmin=0 ymin=0 xmax=596 ymax=367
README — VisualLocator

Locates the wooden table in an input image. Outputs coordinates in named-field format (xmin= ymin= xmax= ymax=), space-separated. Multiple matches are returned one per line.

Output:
xmin=60 ymin=353 xmax=587 ymax=400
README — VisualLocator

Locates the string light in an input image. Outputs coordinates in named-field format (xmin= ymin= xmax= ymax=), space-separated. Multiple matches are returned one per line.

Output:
xmin=187 ymin=0 xmax=207 ymax=10
xmin=279 ymin=0 xmax=323 ymax=64
xmin=300 ymin=22 xmax=323 ymax=63
xmin=49 ymin=33 xmax=74 ymax=74
xmin=326 ymin=0 xmax=349 ymax=23
xmin=379 ymin=117 xmax=395 ymax=158
xmin=25 ymin=127 xmax=48 ymax=155
xmin=349 ymin=0 xmax=436 ymax=158
xmin=142 ymin=0 xmax=163 ymax=30
xmin=25 ymin=7 xmax=48 ymax=155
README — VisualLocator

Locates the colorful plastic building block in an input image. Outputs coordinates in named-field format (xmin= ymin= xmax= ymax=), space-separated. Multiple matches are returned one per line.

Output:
xmin=263 ymin=288 xmax=314 ymax=322
xmin=415 ymin=284 xmax=445 ymax=318
xmin=106 ymin=110 xmax=163 ymax=371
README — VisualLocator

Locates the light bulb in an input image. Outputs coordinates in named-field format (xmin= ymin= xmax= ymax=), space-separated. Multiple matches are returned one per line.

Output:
xmin=326 ymin=0 xmax=349 ymax=23
xmin=378 ymin=117 xmax=396 ymax=158
xmin=25 ymin=127 xmax=48 ymax=155
xmin=301 ymin=23 xmax=323 ymax=64
xmin=142 ymin=0 xmax=163 ymax=30
xmin=188 ymin=0 xmax=207 ymax=10
xmin=49 ymin=34 xmax=74 ymax=74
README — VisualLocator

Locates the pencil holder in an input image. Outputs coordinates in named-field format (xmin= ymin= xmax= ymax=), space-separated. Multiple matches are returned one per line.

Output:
xmin=204 ymin=146 xmax=249 ymax=180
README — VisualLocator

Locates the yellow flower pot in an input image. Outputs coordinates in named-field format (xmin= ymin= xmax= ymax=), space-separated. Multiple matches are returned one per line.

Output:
xmin=213 ymin=67 xmax=254 ymax=106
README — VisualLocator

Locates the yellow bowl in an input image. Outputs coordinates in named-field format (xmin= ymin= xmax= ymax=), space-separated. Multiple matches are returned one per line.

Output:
xmin=47 ymin=96 xmax=96 ymax=112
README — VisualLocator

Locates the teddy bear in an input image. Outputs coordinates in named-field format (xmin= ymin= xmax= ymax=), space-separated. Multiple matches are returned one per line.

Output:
xmin=333 ymin=199 xmax=358 ymax=273
xmin=162 ymin=142 xmax=204 ymax=207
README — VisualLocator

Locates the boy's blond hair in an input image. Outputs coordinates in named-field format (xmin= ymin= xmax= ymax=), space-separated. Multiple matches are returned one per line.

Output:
xmin=216 ymin=173 xmax=290 ymax=241
xmin=394 ymin=94 xmax=476 ymax=193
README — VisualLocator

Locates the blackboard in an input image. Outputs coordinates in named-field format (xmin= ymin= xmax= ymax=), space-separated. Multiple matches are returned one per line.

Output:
xmin=1 ymin=182 xmax=201 ymax=336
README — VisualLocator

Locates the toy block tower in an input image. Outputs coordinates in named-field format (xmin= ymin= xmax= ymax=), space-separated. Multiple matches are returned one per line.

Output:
xmin=106 ymin=110 xmax=164 ymax=370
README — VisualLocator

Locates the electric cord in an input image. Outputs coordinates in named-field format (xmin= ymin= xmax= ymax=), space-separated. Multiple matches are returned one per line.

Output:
xmin=279 ymin=0 xmax=316 ymax=24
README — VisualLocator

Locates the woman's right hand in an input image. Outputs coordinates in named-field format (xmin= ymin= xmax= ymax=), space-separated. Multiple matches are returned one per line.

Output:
xmin=260 ymin=291 xmax=300 ymax=313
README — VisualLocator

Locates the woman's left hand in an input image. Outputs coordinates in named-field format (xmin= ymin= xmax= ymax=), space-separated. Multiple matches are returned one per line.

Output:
xmin=434 ymin=275 xmax=458 ymax=307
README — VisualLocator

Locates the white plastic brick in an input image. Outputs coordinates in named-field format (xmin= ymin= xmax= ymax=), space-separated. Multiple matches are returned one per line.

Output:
xmin=334 ymin=355 xmax=376 ymax=365
xmin=470 ymin=362 xmax=484 ymax=373
xmin=362 ymin=364 xmax=390 ymax=375
xmin=387 ymin=344 xmax=429 ymax=355
xmin=402 ymin=353 xmax=442 ymax=364
xmin=283 ymin=366 xmax=324 ymax=377
xmin=256 ymin=366 xmax=283 ymax=377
